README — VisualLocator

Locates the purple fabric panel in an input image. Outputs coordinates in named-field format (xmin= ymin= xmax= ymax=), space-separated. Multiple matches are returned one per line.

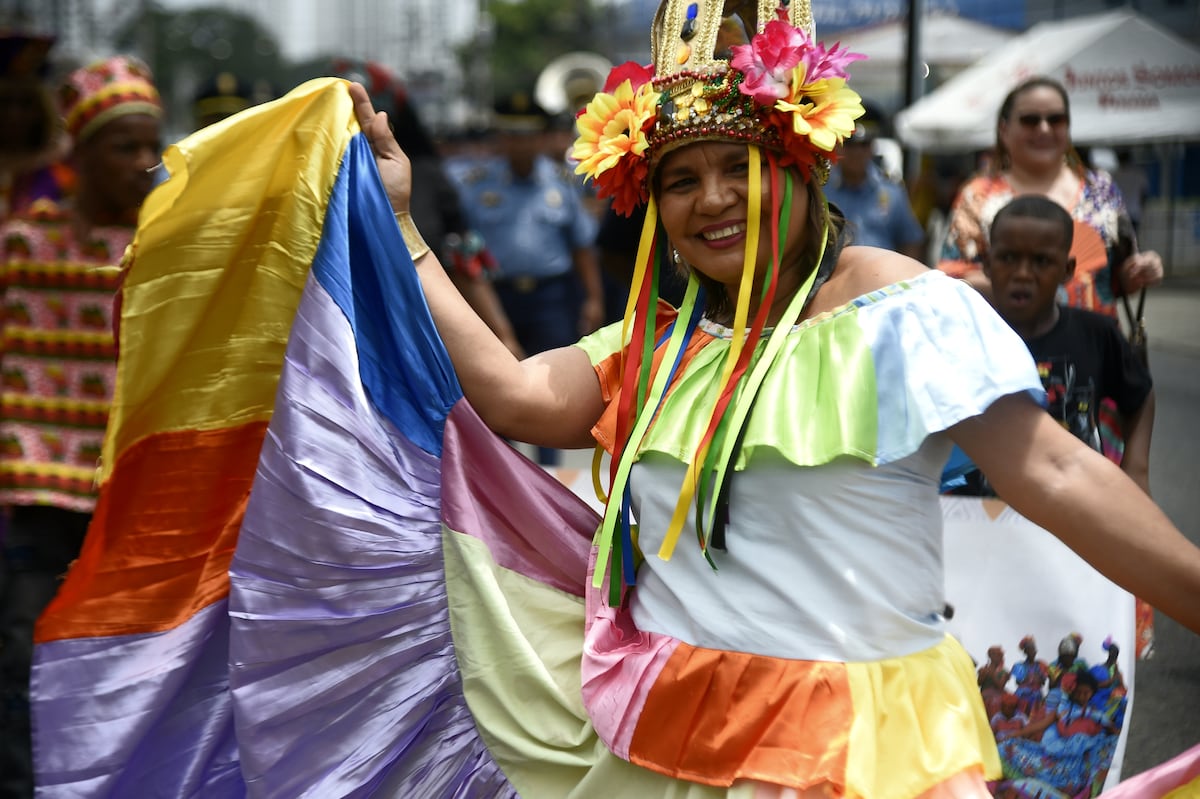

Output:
xmin=31 ymin=601 xmax=244 ymax=798
xmin=228 ymin=276 xmax=513 ymax=799
xmin=440 ymin=402 xmax=597 ymax=598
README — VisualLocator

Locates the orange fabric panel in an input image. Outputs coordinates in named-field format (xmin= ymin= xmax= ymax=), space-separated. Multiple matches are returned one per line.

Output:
xmin=35 ymin=421 xmax=268 ymax=643
xmin=627 ymin=642 xmax=854 ymax=789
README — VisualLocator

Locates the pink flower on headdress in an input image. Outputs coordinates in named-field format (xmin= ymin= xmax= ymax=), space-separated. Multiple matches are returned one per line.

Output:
xmin=730 ymin=15 xmax=810 ymax=104
xmin=805 ymin=40 xmax=866 ymax=83
xmin=731 ymin=14 xmax=866 ymax=158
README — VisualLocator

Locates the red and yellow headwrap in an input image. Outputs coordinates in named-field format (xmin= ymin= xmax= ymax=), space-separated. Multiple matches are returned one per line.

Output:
xmin=59 ymin=55 xmax=162 ymax=144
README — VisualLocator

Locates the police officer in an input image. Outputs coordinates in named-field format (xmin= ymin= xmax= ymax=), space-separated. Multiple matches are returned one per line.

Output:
xmin=446 ymin=91 xmax=603 ymax=466
xmin=824 ymin=108 xmax=925 ymax=261
xmin=192 ymin=72 xmax=274 ymax=130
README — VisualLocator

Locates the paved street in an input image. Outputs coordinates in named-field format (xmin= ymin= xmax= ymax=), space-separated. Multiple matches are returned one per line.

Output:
xmin=1122 ymin=279 xmax=1200 ymax=778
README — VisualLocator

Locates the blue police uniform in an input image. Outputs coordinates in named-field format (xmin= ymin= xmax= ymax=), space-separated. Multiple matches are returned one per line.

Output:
xmin=447 ymin=153 xmax=596 ymax=351
xmin=447 ymin=153 xmax=597 ymax=464
xmin=824 ymin=162 xmax=924 ymax=253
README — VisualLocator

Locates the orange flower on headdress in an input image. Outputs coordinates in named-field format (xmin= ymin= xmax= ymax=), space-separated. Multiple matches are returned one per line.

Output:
xmin=572 ymin=62 xmax=657 ymax=216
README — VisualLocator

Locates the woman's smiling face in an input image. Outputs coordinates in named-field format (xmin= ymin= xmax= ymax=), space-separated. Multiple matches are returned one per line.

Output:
xmin=654 ymin=141 xmax=810 ymax=311
xmin=999 ymin=85 xmax=1071 ymax=174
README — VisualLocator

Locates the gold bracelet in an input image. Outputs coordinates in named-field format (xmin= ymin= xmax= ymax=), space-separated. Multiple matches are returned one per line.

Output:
xmin=395 ymin=211 xmax=431 ymax=262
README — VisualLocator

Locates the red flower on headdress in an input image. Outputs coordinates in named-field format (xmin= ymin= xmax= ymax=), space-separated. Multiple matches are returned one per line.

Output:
xmin=602 ymin=61 xmax=653 ymax=95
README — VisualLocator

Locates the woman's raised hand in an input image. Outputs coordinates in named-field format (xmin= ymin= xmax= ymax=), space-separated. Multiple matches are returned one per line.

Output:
xmin=349 ymin=82 xmax=412 ymax=215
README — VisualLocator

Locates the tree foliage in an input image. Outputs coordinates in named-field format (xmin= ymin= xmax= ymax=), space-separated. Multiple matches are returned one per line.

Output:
xmin=482 ymin=0 xmax=601 ymax=101
xmin=113 ymin=3 xmax=292 ymax=134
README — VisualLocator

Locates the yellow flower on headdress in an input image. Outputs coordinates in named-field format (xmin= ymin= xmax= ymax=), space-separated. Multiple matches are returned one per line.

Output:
xmin=572 ymin=72 xmax=658 ymax=216
xmin=776 ymin=77 xmax=864 ymax=152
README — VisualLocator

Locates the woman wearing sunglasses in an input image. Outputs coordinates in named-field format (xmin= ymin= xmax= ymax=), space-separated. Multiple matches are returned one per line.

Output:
xmin=937 ymin=76 xmax=1162 ymax=317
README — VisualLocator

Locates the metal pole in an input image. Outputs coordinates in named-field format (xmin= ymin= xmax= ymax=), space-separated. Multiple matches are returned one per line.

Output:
xmin=902 ymin=0 xmax=925 ymax=186
xmin=1159 ymin=142 xmax=1179 ymax=277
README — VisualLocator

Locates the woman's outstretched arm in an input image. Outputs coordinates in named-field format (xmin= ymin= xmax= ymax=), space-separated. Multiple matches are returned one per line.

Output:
xmin=950 ymin=393 xmax=1200 ymax=635
xmin=350 ymin=82 xmax=604 ymax=449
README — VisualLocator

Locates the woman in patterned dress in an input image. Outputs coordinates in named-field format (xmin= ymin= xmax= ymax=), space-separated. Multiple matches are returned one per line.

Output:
xmin=937 ymin=76 xmax=1162 ymax=318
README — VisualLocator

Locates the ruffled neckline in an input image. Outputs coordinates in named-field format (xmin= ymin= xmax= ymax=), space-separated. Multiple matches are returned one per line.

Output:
xmin=694 ymin=269 xmax=941 ymax=341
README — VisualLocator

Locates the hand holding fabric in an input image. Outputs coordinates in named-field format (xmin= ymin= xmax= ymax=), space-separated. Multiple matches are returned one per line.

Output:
xmin=349 ymin=81 xmax=412 ymax=216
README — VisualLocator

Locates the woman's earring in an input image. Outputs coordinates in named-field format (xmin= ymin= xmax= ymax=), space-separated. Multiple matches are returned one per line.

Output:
xmin=672 ymin=248 xmax=686 ymax=267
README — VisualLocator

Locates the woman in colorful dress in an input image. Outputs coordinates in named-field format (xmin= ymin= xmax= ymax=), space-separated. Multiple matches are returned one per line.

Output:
xmin=978 ymin=645 xmax=1012 ymax=717
xmin=354 ymin=2 xmax=1200 ymax=796
xmin=1011 ymin=635 xmax=1051 ymax=715
xmin=936 ymin=76 xmax=1162 ymax=318
xmin=1089 ymin=637 xmax=1128 ymax=726
xmin=0 ymin=55 xmax=161 ymax=799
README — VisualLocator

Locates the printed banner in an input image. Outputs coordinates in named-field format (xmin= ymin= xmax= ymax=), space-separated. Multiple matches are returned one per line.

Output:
xmin=942 ymin=496 xmax=1136 ymax=798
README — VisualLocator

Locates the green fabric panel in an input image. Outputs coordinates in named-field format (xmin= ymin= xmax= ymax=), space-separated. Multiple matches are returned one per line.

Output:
xmin=641 ymin=307 xmax=879 ymax=469
xmin=442 ymin=527 xmax=604 ymax=795
xmin=574 ymin=318 xmax=631 ymax=366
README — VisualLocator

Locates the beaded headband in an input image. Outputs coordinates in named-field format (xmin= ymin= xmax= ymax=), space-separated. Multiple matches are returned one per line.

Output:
xmin=572 ymin=0 xmax=866 ymax=216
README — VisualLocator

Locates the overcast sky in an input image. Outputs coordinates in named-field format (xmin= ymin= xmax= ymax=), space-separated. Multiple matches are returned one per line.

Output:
xmin=154 ymin=0 xmax=325 ymax=60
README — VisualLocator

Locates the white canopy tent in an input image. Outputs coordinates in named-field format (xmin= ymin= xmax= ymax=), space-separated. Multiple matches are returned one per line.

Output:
xmin=895 ymin=10 xmax=1200 ymax=153
xmin=837 ymin=15 xmax=1015 ymax=72
xmin=835 ymin=15 xmax=1016 ymax=112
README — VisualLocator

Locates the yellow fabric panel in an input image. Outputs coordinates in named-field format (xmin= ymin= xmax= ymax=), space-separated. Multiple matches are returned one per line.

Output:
xmin=101 ymin=78 xmax=358 ymax=481
xmin=844 ymin=636 xmax=1001 ymax=799
xmin=1164 ymin=779 xmax=1200 ymax=799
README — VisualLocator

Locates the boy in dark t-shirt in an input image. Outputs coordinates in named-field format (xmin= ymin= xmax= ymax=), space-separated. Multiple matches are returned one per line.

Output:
xmin=957 ymin=195 xmax=1154 ymax=496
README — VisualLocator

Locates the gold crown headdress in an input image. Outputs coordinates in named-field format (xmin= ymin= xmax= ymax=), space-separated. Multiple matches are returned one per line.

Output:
xmin=573 ymin=0 xmax=865 ymax=216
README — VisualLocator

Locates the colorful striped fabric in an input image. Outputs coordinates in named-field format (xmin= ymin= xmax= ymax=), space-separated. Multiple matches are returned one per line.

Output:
xmin=28 ymin=77 xmax=596 ymax=797
xmin=31 ymin=77 xmax=353 ymax=796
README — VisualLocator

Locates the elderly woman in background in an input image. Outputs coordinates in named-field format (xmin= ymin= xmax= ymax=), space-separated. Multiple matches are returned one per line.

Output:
xmin=0 ymin=54 xmax=162 ymax=798
xmin=937 ymin=76 xmax=1162 ymax=317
